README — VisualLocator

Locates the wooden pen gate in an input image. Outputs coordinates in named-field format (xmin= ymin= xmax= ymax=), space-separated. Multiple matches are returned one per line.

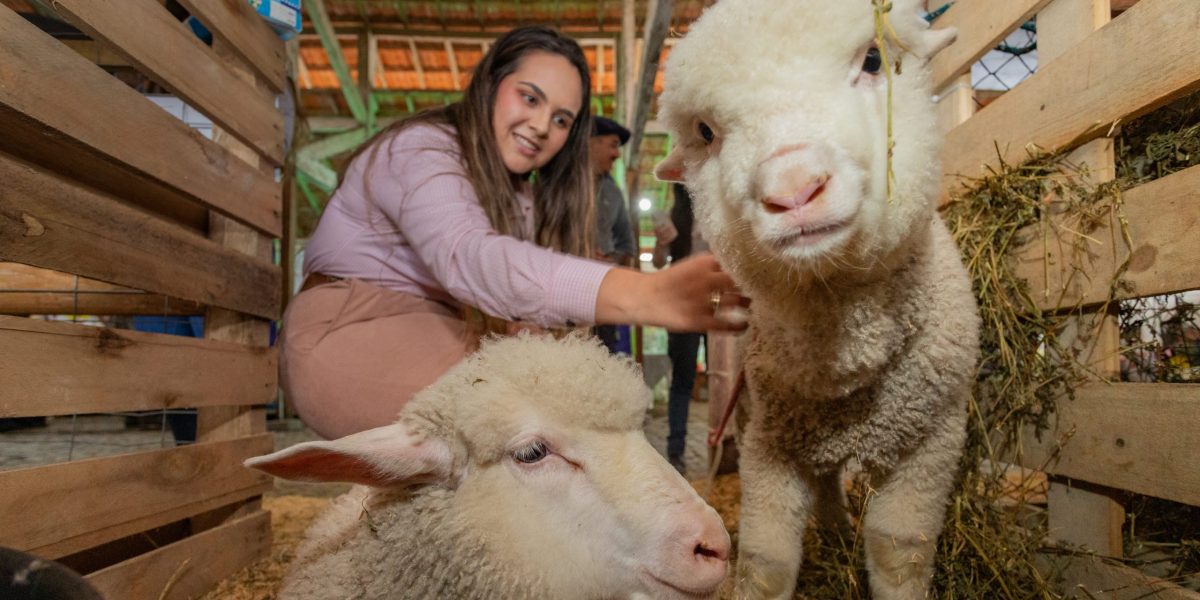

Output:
xmin=931 ymin=0 xmax=1199 ymax=596
xmin=0 ymin=1 xmax=286 ymax=597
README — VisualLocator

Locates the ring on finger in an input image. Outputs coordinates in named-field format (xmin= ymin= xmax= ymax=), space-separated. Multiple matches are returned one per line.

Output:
xmin=710 ymin=290 xmax=722 ymax=314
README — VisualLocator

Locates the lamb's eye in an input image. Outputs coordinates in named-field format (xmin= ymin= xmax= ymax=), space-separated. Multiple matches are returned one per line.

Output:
xmin=697 ymin=121 xmax=715 ymax=145
xmin=862 ymin=47 xmax=883 ymax=74
xmin=512 ymin=441 xmax=549 ymax=464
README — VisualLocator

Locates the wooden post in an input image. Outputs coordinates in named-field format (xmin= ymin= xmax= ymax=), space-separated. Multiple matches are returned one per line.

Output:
xmin=617 ymin=0 xmax=636 ymax=125
xmin=1037 ymin=0 xmax=1125 ymax=559
xmin=935 ymin=73 xmax=975 ymax=137
xmin=196 ymin=41 xmax=275 ymax=536
xmin=201 ymin=39 xmax=276 ymax=446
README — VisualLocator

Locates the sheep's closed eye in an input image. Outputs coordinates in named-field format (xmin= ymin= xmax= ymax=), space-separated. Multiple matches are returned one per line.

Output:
xmin=862 ymin=47 xmax=883 ymax=75
xmin=697 ymin=121 xmax=716 ymax=145
xmin=512 ymin=440 xmax=549 ymax=464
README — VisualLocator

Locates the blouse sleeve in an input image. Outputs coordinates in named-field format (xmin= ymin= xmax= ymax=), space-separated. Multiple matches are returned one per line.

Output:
xmin=369 ymin=128 xmax=613 ymax=328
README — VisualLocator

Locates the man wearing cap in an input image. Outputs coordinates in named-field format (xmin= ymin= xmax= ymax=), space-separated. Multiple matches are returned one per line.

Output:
xmin=590 ymin=116 xmax=637 ymax=353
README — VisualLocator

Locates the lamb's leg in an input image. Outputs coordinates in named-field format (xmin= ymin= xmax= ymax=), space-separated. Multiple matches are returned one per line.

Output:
xmin=861 ymin=407 xmax=967 ymax=600
xmin=733 ymin=434 xmax=814 ymax=600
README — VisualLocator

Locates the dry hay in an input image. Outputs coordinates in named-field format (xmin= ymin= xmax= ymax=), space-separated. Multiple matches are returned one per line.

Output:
xmin=199 ymin=496 xmax=330 ymax=600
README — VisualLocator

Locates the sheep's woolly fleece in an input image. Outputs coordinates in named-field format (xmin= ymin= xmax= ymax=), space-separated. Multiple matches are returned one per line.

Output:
xmin=270 ymin=334 xmax=660 ymax=600
xmin=406 ymin=332 xmax=650 ymax=464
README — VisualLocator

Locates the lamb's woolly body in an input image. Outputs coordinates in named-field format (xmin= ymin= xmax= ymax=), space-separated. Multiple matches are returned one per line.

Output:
xmin=743 ymin=219 xmax=977 ymax=473
xmin=656 ymin=1 xmax=979 ymax=597
xmin=264 ymin=334 xmax=729 ymax=600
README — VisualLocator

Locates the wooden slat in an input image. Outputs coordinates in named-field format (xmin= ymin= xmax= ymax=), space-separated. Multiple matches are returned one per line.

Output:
xmin=86 ymin=511 xmax=271 ymax=600
xmin=1047 ymin=479 xmax=1124 ymax=553
xmin=174 ymin=0 xmax=287 ymax=94
xmin=940 ymin=0 xmax=1200 ymax=202
xmin=0 ymin=292 xmax=202 ymax=316
xmin=1016 ymin=383 xmax=1200 ymax=507
xmin=929 ymin=0 xmax=1053 ymax=93
xmin=1111 ymin=0 xmax=1142 ymax=11
xmin=61 ymin=39 xmax=131 ymax=67
xmin=47 ymin=0 xmax=284 ymax=165
xmin=1041 ymin=553 xmax=1200 ymax=599
xmin=1 ymin=262 xmax=141 ymax=292
xmin=0 ymin=434 xmax=273 ymax=557
xmin=0 ymin=315 xmax=275 ymax=418
xmin=0 ymin=6 xmax=282 ymax=237
xmin=0 ymin=263 xmax=203 ymax=316
xmin=0 ymin=152 xmax=281 ymax=320
xmin=1013 ymin=164 xmax=1200 ymax=312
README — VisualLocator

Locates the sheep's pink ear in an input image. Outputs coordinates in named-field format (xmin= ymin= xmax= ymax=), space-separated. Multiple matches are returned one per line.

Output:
xmin=244 ymin=422 xmax=453 ymax=488
xmin=654 ymin=147 xmax=687 ymax=182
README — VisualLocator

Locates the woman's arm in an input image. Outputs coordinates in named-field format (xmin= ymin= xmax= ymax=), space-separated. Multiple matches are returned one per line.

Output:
xmin=596 ymin=253 xmax=747 ymax=332
xmin=380 ymin=127 xmax=745 ymax=332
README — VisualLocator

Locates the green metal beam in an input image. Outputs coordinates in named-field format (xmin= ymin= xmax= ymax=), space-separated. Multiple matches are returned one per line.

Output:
xmin=296 ymin=154 xmax=338 ymax=193
xmin=295 ymin=171 xmax=327 ymax=214
xmin=299 ymin=128 xmax=372 ymax=162
xmin=306 ymin=0 xmax=369 ymax=123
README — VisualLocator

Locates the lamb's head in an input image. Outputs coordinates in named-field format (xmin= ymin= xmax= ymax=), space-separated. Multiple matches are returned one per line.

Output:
xmin=247 ymin=333 xmax=730 ymax=600
xmin=656 ymin=0 xmax=956 ymax=290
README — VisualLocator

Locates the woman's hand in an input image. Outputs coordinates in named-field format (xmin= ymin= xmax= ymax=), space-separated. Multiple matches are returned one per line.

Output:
xmin=596 ymin=253 xmax=749 ymax=333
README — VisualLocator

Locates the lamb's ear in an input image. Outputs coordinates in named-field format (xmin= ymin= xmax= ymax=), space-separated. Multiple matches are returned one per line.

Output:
xmin=887 ymin=0 xmax=958 ymax=60
xmin=917 ymin=26 xmax=957 ymax=59
xmin=654 ymin=147 xmax=687 ymax=182
xmin=244 ymin=422 xmax=453 ymax=488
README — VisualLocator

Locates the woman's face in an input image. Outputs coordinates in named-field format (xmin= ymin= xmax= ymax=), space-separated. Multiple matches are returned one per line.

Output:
xmin=492 ymin=51 xmax=583 ymax=175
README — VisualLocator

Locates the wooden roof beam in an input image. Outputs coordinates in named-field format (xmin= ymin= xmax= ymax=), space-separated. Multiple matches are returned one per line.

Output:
xmin=444 ymin=40 xmax=461 ymax=91
xmin=626 ymin=0 xmax=673 ymax=175
xmin=408 ymin=37 xmax=427 ymax=90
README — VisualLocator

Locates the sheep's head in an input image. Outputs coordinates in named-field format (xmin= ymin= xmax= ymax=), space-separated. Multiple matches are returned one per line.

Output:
xmin=246 ymin=333 xmax=730 ymax=600
xmin=656 ymin=0 xmax=956 ymax=289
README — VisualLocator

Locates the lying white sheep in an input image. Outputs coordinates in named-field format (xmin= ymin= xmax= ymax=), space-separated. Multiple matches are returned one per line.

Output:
xmin=247 ymin=333 xmax=730 ymax=600
xmin=654 ymin=1 xmax=977 ymax=598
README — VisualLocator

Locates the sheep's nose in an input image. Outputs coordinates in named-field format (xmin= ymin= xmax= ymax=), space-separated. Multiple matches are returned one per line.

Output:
xmin=656 ymin=504 xmax=731 ymax=593
xmin=761 ymin=172 xmax=830 ymax=213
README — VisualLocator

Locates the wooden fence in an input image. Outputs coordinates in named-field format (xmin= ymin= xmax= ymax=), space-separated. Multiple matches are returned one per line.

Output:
xmin=0 ymin=0 xmax=286 ymax=597
xmin=931 ymin=0 xmax=1199 ymax=596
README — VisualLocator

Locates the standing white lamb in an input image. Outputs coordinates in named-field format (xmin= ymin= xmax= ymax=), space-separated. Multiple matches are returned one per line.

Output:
xmin=654 ymin=1 xmax=977 ymax=598
xmin=246 ymin=333 xmax=730 ymax=600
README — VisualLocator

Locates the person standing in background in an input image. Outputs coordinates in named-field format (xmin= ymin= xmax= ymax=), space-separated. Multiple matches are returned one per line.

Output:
xmin=652 ymin=183 xmax=707 ymax=473
xmin=590 ymin=116 xmax=638 ymax=353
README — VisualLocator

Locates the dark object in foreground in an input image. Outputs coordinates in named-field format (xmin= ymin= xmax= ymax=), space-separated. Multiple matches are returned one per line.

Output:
xmin=0 ymin=546 xmax=103 ymax=600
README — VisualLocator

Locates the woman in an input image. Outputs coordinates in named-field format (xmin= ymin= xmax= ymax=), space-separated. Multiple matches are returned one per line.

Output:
xmin=283 ymin=26 xmax=744 ymax=439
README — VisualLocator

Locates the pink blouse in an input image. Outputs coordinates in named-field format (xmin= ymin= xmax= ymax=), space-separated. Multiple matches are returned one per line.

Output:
xmin=303 ymin=123 xmax=612 ymax=328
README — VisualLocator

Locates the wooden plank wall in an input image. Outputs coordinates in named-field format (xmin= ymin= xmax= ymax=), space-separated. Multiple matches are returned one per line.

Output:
xmin=930 ymin=0 xmax=1200 ymax=596
xmin=0 ymin=2 xmax=285 ymax=597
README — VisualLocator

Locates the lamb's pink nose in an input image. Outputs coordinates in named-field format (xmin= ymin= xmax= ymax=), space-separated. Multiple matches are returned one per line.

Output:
xmin=654 ymin=504 xmax=731 ymax=594
xmin=762 ymin=173 xmax=830 ymax=213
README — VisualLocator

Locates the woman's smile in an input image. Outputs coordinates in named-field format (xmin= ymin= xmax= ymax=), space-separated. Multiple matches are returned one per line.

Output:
xmin=492 ymin=51 xmax=581 ymax=174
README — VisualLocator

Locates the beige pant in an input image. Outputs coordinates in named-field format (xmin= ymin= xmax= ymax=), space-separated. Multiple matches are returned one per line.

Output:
xmin=280 ymin=279 xmax=476 ymax=439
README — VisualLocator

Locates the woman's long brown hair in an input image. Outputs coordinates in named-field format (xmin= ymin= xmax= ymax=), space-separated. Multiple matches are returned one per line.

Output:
xmin=339 ymin=26 xmax=594 ymax=257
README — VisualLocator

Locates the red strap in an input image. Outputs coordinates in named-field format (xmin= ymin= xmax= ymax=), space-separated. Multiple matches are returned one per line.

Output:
xmin=707 ymin=367 xmax=746 ymax=448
